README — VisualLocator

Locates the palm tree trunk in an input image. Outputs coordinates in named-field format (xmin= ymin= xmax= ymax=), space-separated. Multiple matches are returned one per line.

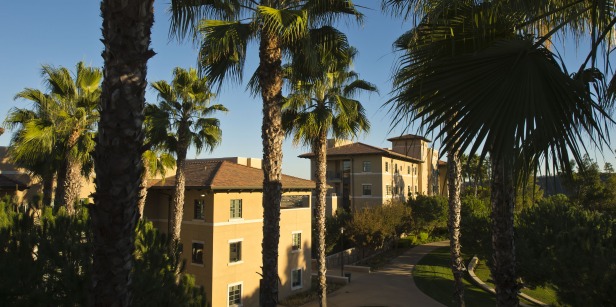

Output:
xmin=447 ymin=149 xmax=465 ymax=306
xmin=314 ymin=128 xmax=328 ymax=307
xmin=42 ymin=171 xmax=54 ymax=207
xmin=91 ymin=0 xmax=153 ymax=305
xmin=490 ymin=155 xmax=519 ymax=307
xmin=138 ymin=163 xmax=150 ymax=219
xmin=259 ymin=30 xmax=284 ymax=307
xmin=54 ymin=160 xmax=67 ymax=211
xmin=62 ymin=129 xmax=83 ymax=213
xmin=170 ymin=147 xmax=187 ymax=244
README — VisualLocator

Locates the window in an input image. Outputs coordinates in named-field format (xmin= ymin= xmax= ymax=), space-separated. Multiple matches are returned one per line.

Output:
xmin=230 ymin=199 xmax=242 ymax=219
xmin=192 ymin=242 xmax=203 ymax=264
xmin=395 ymin=163 xmax=398 ymax=173
xmin=407 ymin=166 xmax=411 ymax=174
xmin=362 ymin=161 xmax=371 ymax=172
xmin=386 ymin=185 xmax=392 ymax=195
xmin=414 ymin=166 xmax=417 ymax=175
xmin=385 ymin=162 xmax=389 ymax=172
xmin=408 ymin=186 xmax=411 ymax=195
xmin=291 ymin=268 xmax=303 ymax=289
xmin=194 ymin=199 xmax=204 ymax=219
xmin=362 ymin=184 xmax=372 ymax=196
xmin=229 ymin=241 xmax=242 ymax=263
xmin=228 ymin=283 xmax=242 ymax=306
xmin=292 ymin=232 xmax=301 ymax=251
xmin=415 ymin=186 xmax=418 ymax=194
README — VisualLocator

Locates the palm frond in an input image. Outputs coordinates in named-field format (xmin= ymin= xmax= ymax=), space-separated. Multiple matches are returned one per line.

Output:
xmin=169 ymin=0 xmax=243 ymax=42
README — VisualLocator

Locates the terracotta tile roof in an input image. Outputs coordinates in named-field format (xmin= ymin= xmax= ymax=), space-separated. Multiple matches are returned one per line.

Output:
xmin=0 ymin=174 xmax=28 ymax=190
xmin=148 ymin=160 xmax=315 ymax=191
xmin=299 ymin=142 xmax=423 ymax=163
xmin=386 ymin=134 xmax=431 ymax=143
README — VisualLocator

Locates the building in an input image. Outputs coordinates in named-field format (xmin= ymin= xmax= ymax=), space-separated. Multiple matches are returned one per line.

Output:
xmin=144 ymin=158 xmax=314 ymax=307
xmin=299 ymin=135 xmax=447 ymax=212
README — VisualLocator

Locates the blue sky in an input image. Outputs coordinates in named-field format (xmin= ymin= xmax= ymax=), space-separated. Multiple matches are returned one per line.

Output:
xmin=1 ymin=1 xmax=614 ymax=179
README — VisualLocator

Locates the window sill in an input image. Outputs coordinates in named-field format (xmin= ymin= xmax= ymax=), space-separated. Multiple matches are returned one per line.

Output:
xmin=291 ymin=285 xmax=303 ymax=291
xmin=291 ymin=249 xmax=301 ymax=254
xmin=228 ymin=261 xmax=243 ymax=266
xmin=191 ymin=263 xmax=204 ymax=267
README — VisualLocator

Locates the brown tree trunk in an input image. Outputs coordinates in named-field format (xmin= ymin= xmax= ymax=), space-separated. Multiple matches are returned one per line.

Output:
xmin=138 ymin=163 xmax=150 ymax=219
xmin=54 ymin=160 xmax=67 ymax=210
xmin=447 ymin=149 xmax=465 ymax=306
xmin=62 ymin=129 xmax=83 ymax=213
xmin=490 ymin=155 xmax=519 ymax=307
xmin=92 ymin=0 xmax=153 ymax=305
xmin=259 ymin=30 xmax=284 ymax=307
xmin=170 ymin=145 xmax=187 ymax=244
xmin=42 ymin=171 xmax=54 ymax=207
xmin=314 ymin=127 xmax=328 ymax=307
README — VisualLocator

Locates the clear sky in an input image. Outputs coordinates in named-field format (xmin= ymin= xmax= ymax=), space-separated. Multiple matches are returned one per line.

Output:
xmin=1 ymin=1 xmax=614 ymax=179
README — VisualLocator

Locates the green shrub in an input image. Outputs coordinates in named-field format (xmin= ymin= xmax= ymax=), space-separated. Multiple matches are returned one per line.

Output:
xmin=407 ymin=195 xmax=448 ymax=236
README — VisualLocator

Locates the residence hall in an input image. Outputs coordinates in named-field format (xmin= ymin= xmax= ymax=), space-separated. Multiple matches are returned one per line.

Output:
xmin=299 ymin=135 xmax=447 ymax=213
xmin=144 ymin=158 xmax=314 ymax=307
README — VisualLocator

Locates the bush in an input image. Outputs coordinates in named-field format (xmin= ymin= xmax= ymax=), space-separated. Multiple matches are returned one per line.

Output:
xmin=408 ymin=195 xmax=448 ymax=236
xmin=346 ymin=201 xmax=411 ymax=251
xmin=459 ymin=196 xmax=491 ymax=259
xmin=516 ymin=196 xmax=616 ymax=306
xmin=0 ymin=205 xmax=206 ymax=306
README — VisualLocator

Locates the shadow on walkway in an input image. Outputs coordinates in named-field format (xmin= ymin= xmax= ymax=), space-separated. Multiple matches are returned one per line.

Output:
xmin=301 ymin=241 xmax=449 ymax=307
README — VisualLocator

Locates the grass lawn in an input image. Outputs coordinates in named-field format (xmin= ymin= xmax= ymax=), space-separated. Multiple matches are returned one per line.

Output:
xmin=473 ymin=259 xmax=561 ymax=306
xmin=414 ymin=247 xmax=561 ymax=306
xmin=414 ymin=247 xmax=496 ymax=307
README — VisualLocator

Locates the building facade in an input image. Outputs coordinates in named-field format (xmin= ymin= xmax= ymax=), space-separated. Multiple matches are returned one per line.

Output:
xmin=144 ymin=159 xmax=314 ymax=307
xmin=300 ymin=135 xmax=447 ymax=212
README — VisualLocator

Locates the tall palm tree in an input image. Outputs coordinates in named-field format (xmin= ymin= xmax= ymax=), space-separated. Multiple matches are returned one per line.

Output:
xmin=4 ymin=62 xmax=100 ymax=213
xmin=386 ymin=1 xmax=615 ymax=306
xmin=169 ymin=1 xmax=363 ymax=304
xmin=147 ymin=67 xmax=227 ymax=244
xmin=283 ymin=46 xmax=376 ymax=306
xmin=41 ymin=62 xmax=100 ymax=212
xmin=92 ymin=0 xmax=154 ymax=304
xmin=4 ymin=90 xmax=59 ymax=207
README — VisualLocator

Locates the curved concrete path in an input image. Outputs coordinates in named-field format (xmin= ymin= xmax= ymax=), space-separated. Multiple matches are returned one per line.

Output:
xmin=301 ymin=241 xmax=448 ymax=307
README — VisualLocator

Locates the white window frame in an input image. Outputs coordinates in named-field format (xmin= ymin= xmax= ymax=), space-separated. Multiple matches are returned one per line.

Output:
xmin=291 ymin=231 xmax=302 ymax=252
xmin=230 ymin=199 xmax=243 ymax=220
xmin=191 ymin=240 xmax=204 ymax=266
xmin=227 ymin=282 xmax=243 ymax=307
xmin=362 ymin=184 xmax=372 ymax=196
xmin=228 ymin=238 xmax=243 ymax=265
xmin=291 ymin=267 xmax=303 ymax=290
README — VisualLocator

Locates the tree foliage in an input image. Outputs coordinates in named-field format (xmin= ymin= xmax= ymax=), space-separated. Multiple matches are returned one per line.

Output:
xmin=517 ymin=196 xmax=616 ymax=306
xmin=0 ymin=202 xmax=206 ymax=306
xmin=346 ymin=201 xmax=412 ymax=251
xmin=407 ymin=195 xmax=448 ymax=236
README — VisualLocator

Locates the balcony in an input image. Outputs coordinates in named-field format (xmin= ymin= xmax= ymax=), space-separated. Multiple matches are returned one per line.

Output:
xmin=326 ymin=171 xmax=342 ymax=181
xmin=281 ymin=195 xmax=310 ymax=209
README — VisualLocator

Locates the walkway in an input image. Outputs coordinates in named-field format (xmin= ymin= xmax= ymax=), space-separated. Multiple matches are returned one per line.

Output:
xmin=301 ymin=241 xmax=449 ymax=307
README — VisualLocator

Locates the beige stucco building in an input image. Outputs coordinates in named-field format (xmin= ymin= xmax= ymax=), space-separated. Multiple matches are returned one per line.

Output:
xmin=300 ymin=135 xmax=447 ymax=212
xmin=144 ymin=158 xmax=314 ymax=307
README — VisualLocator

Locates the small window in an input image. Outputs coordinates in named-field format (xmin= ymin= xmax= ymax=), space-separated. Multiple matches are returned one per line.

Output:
xmin=230 ymin=199 xmax=242 ymax=219
xmin=362 ymin=184 xmax=372 ymax=196
xmin=229 ymin=241 xmax=242 ymax=263
xmin=386 ymin=185 xmax=392 ymax=195
xmin=192 ymin=242 xmax=204 ymax=264
xmin=408 ymin=185 xmax=411 ymax=195
xmin=194 ymin=199 xmax=204 ymax=220
xmin=362 ymin=161 xmax=371 ymax=172
xmin=415 ymin=186 xmax=418 ymax=193
xmin=228 ymin=284 xmax=242 ymax=306
xmin=394 ymin=163 xmax=398 ymax=173
xmin=414 ymin=166 xmax=417 ymax=175
xmin=407 ymin=166 xmax=411 ymax=174
xmin=292 ymin=232 xmax=301 ymax=251
xmin=291 ymin=268 xmax=303 ymax=289
xmin=385 ymin=162 xmax=389 ymax=172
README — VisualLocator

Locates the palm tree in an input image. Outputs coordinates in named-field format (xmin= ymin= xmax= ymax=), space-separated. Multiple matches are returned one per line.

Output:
xmin=283 ymin=46 xmax=376 ymax=306
xmin=147 ymin=67 xmax=227 ymax=244
xmin=92 ymin=0 xmax=154 ymax=304
xmin=4 ymin=62 xmax=100 ymax=212
xmin=4 ymin=89 xmax=59 ymax=207
xmin=169 ymin=1 xmax=363 ymax=304
xmin=387 ymin=1 xmax=615 ymax=306
xmin=41 ymin=63 xmax=100 ymax=212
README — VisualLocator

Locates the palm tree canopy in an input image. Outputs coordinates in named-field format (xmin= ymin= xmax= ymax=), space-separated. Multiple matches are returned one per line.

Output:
xmin=387 ymin=1 xmax=614 ymax=177
xmin=147 ymin=67 xmax=227 ymax=156
xmin=169 ymin=0 xmax=363 ymax=87
xmin=283 ymin=46 xmax=376 ymax=147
